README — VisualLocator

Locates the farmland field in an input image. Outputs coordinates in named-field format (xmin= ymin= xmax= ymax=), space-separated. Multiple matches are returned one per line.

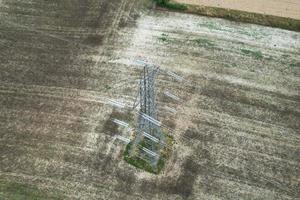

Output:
xmin=0 ymin=0 xmax=299 ymax=199
xmin=175 ymin=0 xmax=300 ymax=20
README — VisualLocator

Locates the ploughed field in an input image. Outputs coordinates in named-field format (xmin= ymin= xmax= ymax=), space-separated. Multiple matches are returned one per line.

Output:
xmin=175 ymin=0 xmax=300 ymax=20
xmin=0 ymin=0 xmax=300 ymax=199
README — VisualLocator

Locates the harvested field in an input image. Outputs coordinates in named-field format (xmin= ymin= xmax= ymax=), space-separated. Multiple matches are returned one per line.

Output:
xmin=175 ymin=0 xmax=300 ymax=20
xmin=0 ymin=0 xmax=300 ymax=200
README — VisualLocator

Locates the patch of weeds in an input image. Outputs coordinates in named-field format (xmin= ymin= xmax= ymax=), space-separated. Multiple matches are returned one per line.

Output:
xmin=105 ymin=84 xmax=112 ymax=90
xmin=241 ymin=48 xmax=263 ymax=59
xmin=158 ymin=33 xmax=170 ymax=42
xmin=124 ymin=134 xmax=174 ymax=174
xmin=194 ymin=38 xmax=215 ymax=48
xmin=124 ymin=142 xmax=157 ymax=173
xmin=198 ymin=21 xmax=223 ymax=31
xmin=289 ymin=62 xmax=300 ymax=68
xmin=232 ymin=63 xmax=238 ymax=67
xmin=154 ymin=0 xmax=187 ymax=11
xmin=0 ymin=180 xmax=63 ymax=200
xmin=224 ymin=63 xmax=237 ymax=68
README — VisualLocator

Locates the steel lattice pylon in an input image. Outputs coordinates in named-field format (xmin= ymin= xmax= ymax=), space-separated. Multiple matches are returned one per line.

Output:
xmin=130 ymin=64 xmax=165 ymax=168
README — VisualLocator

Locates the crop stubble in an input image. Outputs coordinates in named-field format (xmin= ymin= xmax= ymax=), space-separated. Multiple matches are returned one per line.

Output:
xmin=0 ymin=1 xmax=299 ymax=200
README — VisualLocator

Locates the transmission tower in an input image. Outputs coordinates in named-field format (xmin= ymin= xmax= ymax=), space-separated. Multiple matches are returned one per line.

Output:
xmin=129 ymin=63 xmax=165 ymax=169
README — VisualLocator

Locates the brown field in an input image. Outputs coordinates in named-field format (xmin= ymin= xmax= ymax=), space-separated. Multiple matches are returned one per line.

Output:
xmin=0 ymin=0 xmax=299 ymax=199
xmin=175 ymin=0 xmax=300 ymax=20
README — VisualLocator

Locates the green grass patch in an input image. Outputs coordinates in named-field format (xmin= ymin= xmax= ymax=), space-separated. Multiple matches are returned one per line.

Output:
xmin=124 ymin=143 xmax=157 ymax=174
xmin=154 ymin=0 xmax=187 ymax=11
xmin=105 ymin=84 xmax=112 ymax=90
xmin=241 ymin=49 xmax=263 ymax=59
xmin=289 ymin=62 xmax=300 ymax=68
xmin=0 ymin=180 xmax=62 ymax=200
xmin=224 ymin=63 xmax=237 ymax=68
xmin=124 ymin=134 xmax=174 ymax=174
xmin=158 ymin=33 xmax=170 ymax=42
xmin=194 ymin=38 xmax=215 ymax=48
